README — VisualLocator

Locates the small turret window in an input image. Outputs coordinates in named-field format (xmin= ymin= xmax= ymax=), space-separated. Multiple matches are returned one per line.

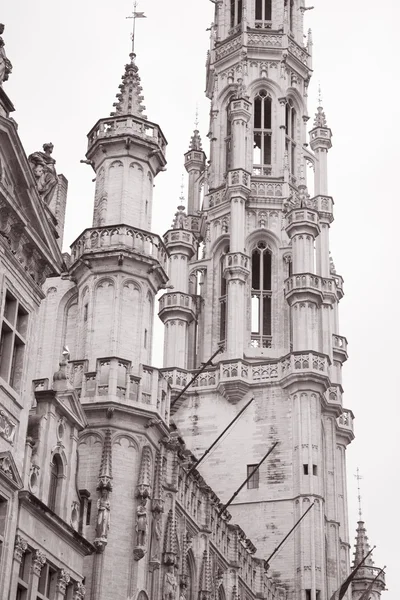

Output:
xmin=251 ymin=242 xmax=272 ymax=348
xmin=48 ymin=454 xmax=63 ymax=512
xmin=253 ymin=91 xmax=272 ymax=173
xmin=230 ymin=0 xmax=243 ymax=29
xmin=255 ymin=0 xmax=272 ymax=22
xmin=285 ymin=100 xmax=297 ymax=177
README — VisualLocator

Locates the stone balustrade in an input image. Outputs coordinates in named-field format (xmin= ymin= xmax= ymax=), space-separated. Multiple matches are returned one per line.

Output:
xmin=332 ymin=334 xmax=348 ymax=353
xmin=159 ymin=292 xmax=197 ymax=315
xmin=70 ymin=224 xmax=168 ymax=272
xmin=337 ymin=409 xmax=354 ymax=437
xmin=227 ymin=169 xmax=251 ymax=190
xmin=163 ymin=229 xmax=197 ymax=248
xmin=288 ymin=38 xmax=310 ymax=66
xmin=88 ymin=115 xmax=167 ymax=155
xmin=224 ymin=252 xmax=249 ymax=270
xmin=285 ymin=273 xmax=339 ymax=298
xmin=162 ymin=352 xmax=330 ymax=396
xmin=286 ymin=208 xmax=318 ymax=226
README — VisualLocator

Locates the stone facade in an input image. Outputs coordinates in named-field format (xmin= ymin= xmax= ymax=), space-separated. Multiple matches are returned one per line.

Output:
xmin=0 ymin=6 xmax=387 ymax=600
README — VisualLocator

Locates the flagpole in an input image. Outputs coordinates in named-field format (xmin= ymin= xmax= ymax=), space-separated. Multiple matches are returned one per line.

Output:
xmin=132 ymin=1 xmax=137 ymax=53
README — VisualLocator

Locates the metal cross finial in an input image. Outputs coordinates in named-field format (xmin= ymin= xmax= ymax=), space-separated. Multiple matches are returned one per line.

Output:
xmin=179 ymin=173 xmax=185 ymax=202
xmin=355 ymin=467 xmax=363 ymax=520
xmin=318 ymin=83 xmax=323 ymax=107
xmin=126 ymin=1 xmax=147 ymax=55
xmin=195 ymin=105 xmax=199 ymax=130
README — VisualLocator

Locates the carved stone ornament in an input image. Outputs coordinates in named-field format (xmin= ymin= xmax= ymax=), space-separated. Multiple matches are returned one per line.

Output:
xmin=73 ymin=582 xmax=86 ymax=600
xmin=14 ymin=535 xmax=28 ymax=562
xmin=31 ymin=550 xmax=47 ymax=576
xmin=150 ymin=509 xmax=163 ymax=561
xmin=0 ymin=409 xmax=16 ymax=444
xmin=0 ymin=24 xmax=12 ymax=85
xmin=134 ymin=503 xmax=148 ymax=560
xmin=56 ymin=570 xmax=71 ymax=594
xmin=28 ymin=143 xmax=58 ymax=206
xmin=94 ymin=488 xmax=111 ymax=553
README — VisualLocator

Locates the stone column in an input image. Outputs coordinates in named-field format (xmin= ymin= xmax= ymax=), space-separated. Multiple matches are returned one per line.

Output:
xmin=224 ymin=255 xmax=250 ymax=358
xmin=28 ymin=550 xmax=47 ymax=600
xmin=8 ymin=535 xmax=28 ymax=600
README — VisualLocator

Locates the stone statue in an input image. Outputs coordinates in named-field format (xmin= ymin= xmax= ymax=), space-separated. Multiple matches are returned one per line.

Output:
xmin=151 ymin=510 xmax=162 ymax=559
xmin=135 ymin=503 xmax=148 ymax=547
xmin=95 ymin=488 xmax=111 ymax=540
xmin=28 ymin=143 xmax=58 ymax=205
xmin=0 ymin=24 xmax=12 ymax=85
xmin=163 ymin=565 xmax=178 ymax=600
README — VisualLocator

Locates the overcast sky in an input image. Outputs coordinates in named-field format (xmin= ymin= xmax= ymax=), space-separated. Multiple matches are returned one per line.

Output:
xmin=2 ymin=0 xmax=399 ymax=597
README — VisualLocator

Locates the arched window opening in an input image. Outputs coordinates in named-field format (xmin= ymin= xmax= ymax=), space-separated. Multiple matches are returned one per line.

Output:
xmin=219 ymin=247 xmax=229 ymax=345
xmin=255 ymin=0 xmax=272 ymax=23
xmin=251 ymin=242 xmax=272 ymax=348
xmin=253 ymin=91 xmax=272 ymax=176
xmin=48 ymin=454 xmax=63 ymax=512
xmin=285 ymin=0 xmax=295 ymax=33
xmin=226 ymin=101 xmax=232 ymax=173
xmin=230 ymin=0 xmax=243 ymax=29
xmin=285 ymin=100 xmax=297 ymax=179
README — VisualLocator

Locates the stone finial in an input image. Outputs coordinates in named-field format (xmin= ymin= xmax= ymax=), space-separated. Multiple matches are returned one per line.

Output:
xmin=172 ymin=204 xmax=187 ymax=229
xmin=152 ymin=450 xmax=164 ymax=512
xmin=0 ymin=24 xmax=13 ymax=85
xmin=111 ymin=53 xmax=147 ymax=119
xmin=313 ymin=105 xmax=327 ymax=128
xmin=189 ymin=129 xmax=203 ymax=151
xmin=28 ymin=143 xmax=58 ymax=206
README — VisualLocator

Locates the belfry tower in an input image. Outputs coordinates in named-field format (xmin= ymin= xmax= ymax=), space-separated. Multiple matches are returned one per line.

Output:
xmin=164 ymin=1 xmax=354 ymax=599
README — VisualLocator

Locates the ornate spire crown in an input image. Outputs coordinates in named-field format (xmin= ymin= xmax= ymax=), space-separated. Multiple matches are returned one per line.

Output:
xmin=313 ymin=84 xmax=328 ymax=128
xmin=110 ymin=53 xmax=147 ymax=119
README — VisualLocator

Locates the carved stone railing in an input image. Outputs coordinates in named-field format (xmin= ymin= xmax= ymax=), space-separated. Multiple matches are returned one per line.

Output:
xmin=159 ymin=292 xmax=197 ymax=316
xmin=208 ymin=185 xmax=227 ymax=208
xmin=288 ymin=38 xmax=309 ymax=66
xmin=252 ymin=165 xmax=273 ymax=177
xmin=227 ymin=169 xmax=251 ymax=189
xmin=286 ymin=208 xmax=318 ymax=226
xmin=250 ymin=179 xmax=283 ymax=197
xmin=163 ymin=229 xmax=197 ymax=249
xmin=315 ymin=195 xmax=334 ymax=217
xmin=225 ymin=252 xmax=249 ymax=270
xmin=285 ymin=273 xmax=338 ymax=299
xmin=254 ymin=20 xmax=272 ymax=29
xmin=87 ymin=115 xmax=167 ymax=155
xmin=70 ymin=224 xmax=168 ymax=272
xmin=163 ymin=352 xmax=330 ymax=402
xmin=337 ymin=409 xmax=354 ymax=437
xmin=332 ymin=274 xmax=344 ymax=298
xmin=247 ymin=32 xmax=283 ymax=48
xmin=214 ymin=34 xmax=242 ymax=62
xmin=332 ymin=335 xmax=348 ymax=353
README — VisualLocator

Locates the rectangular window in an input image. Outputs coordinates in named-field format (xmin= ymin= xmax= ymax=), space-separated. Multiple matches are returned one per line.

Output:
xmin=0 ymin=496 xmax=7 ymax=562
xmin=313 ymin=465 xmax=318 ymax=476
xmin=303 ymin=464 xmax=309 ymax=475
xmin=16 ymin=547 xmax=31 ymax=600
xmin=144 ymin=328 xmax=147 ymax=349
xmin=305 ymin=591 xmax=312 ymax=600
xmin=0 ymin=290 xmax=28 ymax=392
xmin=247 ymin=464 xmax=259 ymax=489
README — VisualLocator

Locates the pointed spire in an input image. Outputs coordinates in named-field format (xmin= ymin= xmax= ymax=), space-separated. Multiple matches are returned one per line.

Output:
xmin=97 ymin=429 xmax=113 ymax=491
xmin=189 ymin=109 xmax=203 ymax=151
xmin=137 ymin=445 xmax=152 ymax=502
xmin=110 ymin=53 xmax=147 ymax=119
xmin=163 ymin=509 xmax=178 ymax=565
xmin=353 ymin=520 xmax=375 ymax=568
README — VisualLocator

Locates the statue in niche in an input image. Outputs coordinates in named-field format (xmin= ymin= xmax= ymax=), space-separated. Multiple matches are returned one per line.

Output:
xmin=151 ymin=510 xmax=162 ymax=559
xmin=28 ymin=143 xmax=58 ymax=205
xmin=0 ymin=24 xmax=12 ymax=85
xmin=135 ymin=503 xmax=148 ymax=547
xmin=95 ymin=488 xmax=111 ymax=540
xmin=163 ymin=565 xmax=178 ymax=600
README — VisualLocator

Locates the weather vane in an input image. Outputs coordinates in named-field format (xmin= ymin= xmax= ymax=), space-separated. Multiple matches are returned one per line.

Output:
xmin=126 ymin=1 xmax=147 ymax=55
xmin=317 ymin=83 xmax=322 ymax=107
xmin=195 ymin=104 xmax=199 ymax=130
xmin=354 ymin=467 xmax=363 ymax=521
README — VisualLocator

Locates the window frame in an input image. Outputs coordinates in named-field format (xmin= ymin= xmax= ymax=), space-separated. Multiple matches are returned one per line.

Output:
xmin=247 ymin=464 xmax=260 ymax=489
xmin=250 ymin=242 xmax=273 ymax=349
xmin=252 ymin=90 xmax=273 ymax=176
xmin=285 ymin=99 xmax=297 ymax=180
xmin=255 ymin=0 xmax=272 ymax=23
xmin=0 ymin=289 xmax=28 ymax=392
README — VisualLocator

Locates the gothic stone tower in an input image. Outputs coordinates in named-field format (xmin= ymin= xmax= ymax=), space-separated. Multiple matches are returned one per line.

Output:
xmin=165 ymin=2 xmax=354 ymax=599
xmin=34 ymin=52 xmax=172 ymax=600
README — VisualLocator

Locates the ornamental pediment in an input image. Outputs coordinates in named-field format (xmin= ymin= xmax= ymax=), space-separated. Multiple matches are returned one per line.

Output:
xmin=0 ymin=450 xmax=23 ymax=490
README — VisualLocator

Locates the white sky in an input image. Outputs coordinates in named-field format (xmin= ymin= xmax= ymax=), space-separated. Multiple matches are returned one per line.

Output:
xmin=2 ymin=0 xmax=399 ymax=596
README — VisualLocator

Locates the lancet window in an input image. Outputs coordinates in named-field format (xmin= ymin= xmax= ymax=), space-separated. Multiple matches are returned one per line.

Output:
xmin=255 ymin=0 xmax=272 ymax=22
xmin=285 ymin=0 xmax=295 ymax=33
xmin=285 ymin=100 xmax=297 ymax=177
xmin=253 ymin=91 xmax=272 ymax=175
xmin=219 ymin=247 xmax=229 ymax=345
xmin=226 ymin=102 xmax=232 ymax=173
xmin=230 ymin=0 xmax=243 ymax=29
xmin=251 ymin=242 xmax=272 ymax=348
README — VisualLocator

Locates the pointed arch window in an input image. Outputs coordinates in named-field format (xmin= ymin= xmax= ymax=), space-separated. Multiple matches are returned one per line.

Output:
xmin=48 ymin=454 xmax=63 ymax=512
xmin=285 ymin=0 xmax=295 ymax=33
xmin=219 ymin=247 xmax=229 ymax=345
xmin=226 ymin=100 xmax=232 ymax=173
xmin=251 ymin=242 xmax=272 ymax=348
xmin=230 ymin=0 xmax=243 ymax=29
xmin=253 ymin=91 xmax=272 ymax=175
xmin=285 ymin=99 xmax=297 ymax=178
xmin=255 ymin=0 xmax=272 ymax=23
